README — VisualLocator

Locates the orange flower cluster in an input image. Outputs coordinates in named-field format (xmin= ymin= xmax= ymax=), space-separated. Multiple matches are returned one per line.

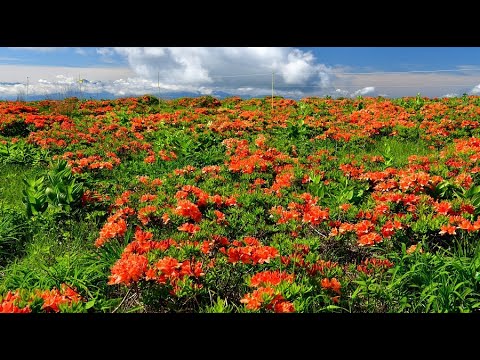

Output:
xmin=108 ymin=253 xmax=149 ymax=286
xmin=241 ymin=270 xmax=295 ymax=312
xmin=0 ymin=284 xmax=82 ymax=313
xmin=114 ymin=190 xmax=132 ymax=207
xmin=158 ymin=149 xmax=177 ymax=161
xmin=224 ymin=237 xmax=279 ymax=265
xmin=249 ymin=270 xmax=294 ymax=287
xmin=173 ymin=165 xmax=197 ymax=176
xmin=214 ymin=210 xmax=228 ymax=225
xmin=358 ymin=232 xmax=383 ymax=246
xmin=146 ymin=257 xmax=205 ymax=294
xmin=0 ymin=102 xmax=38 ymax=115
xmin=24 ymin=114 xmax=72 ymax=130
xmin=265 ymin=167 xmax=295 ymax=196
xmin=123 ymin=227 xmax=176 ymax=255
xmin=137 ymin=205 xmax=157 ymax=225
xmin=240 ymin=287 xmax=295 ymax=312
xmin=201 ymin=165 xmax=221 ymax=175
xmin=140 ymin=193 xmax=158 ymax=202
xmin=380 ymin=220 xmax=403 ymax=238
xmin=37 ymin=284 xmax=83 ymax=312
xmin=271 ymin=193 xmax=329 ymax=226
xmin=59 ymin=152 xmax=119 ymax=174
xmin=226 ymin=139 xmax=293 ymax=175
xmin=175 ymin=200 xmax=202 ymax=223
xmin=175 ymin=185 xmax=210 ymax=207
xmin=406 ymin=244 xmax=423 ymax=254
xmin=95 ymin=208 xmax=133 ymax=247
xmin=320 ymin=277 xmax=342 ymax=295
xmin=0 ymin=291 xmax=31 ymax=313
xmin=144 ymin=153 xmax=156 ymax=163
xmin=178 ymin=222 xmax=201 ymax=234
xmin=357 ymin=258 xmax=394 ymax=275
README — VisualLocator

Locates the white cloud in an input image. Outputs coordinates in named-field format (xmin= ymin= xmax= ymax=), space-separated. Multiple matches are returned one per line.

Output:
xmin=351 ymin=86 xmax=375 ymax=97
xmin=443 ymin=93 xmax=459 ymax=98
xmin=2 ymin=48 xmax=480 ymax=100
xmin=75 ymin=48 xmax=88 ymax=56
xmin=335 ymin=88 xmax=349 ymax=97
xmin=470 ymin=84 xmax=480 ymax=94
xmin=111 ymin=47 xmax=334 ymax=90
xmin=0 ymin=65 xmax=135 ymax=99
xmin=96 ymin=48 xmax=115 ymax=57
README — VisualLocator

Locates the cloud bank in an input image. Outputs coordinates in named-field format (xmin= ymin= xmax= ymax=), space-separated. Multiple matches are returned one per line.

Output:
xmin=2 ymin=47 xmax=480 ymax=100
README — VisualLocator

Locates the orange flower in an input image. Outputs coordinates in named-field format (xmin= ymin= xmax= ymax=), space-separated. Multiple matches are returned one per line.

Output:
xmin=240 ymin=287 xmax=276 ymax=310
xmin=406 ymin=244 xmax=423 ymax=254
xmin=224 ymin=196 xmax=238 ymax=206
xmin=210 ymin=194 xmax=223 ymax=206
xmin=138 ymin=175 xmax=150 ymax=184
xmin=330 ymin=278 xmax=341 ymax=294
xmin=162 ymin=212 xmax=170 ymax=225
xmin=151 ymin=178 xmax=163 ymax=186
xmin=108 ymin=253 xmax=149 ymax=286
xmin=178 ymin=222 xmax=201 ymax=234
xmin=95 ymin=216 xmax=128 ymax=247
xmin=435 ymin=201 xmax=453 ymax=215
xmin=439 ymin=224 xmax=456 ymax=236
xmin=331 ymin=296 xmax=340 ymax=304
xmin=249 ymin=271 xmax=294 ymax=288
xmin=273 ymin=300 xmax=295 ymax=313
xmin=175 ymin=199 xmax=202 ymax=222
xmin=320 ymin=278 xmax=342 ymax=295
xmin=457 ymin=219 xmax=474 ymax=232
xmin=0 ymin=291 xmax=31 ymax=313
xmin=140 ymin=194 xmax=157 ymax=202
xmin=321 ymin=278 xmax=331 ymax=289
xmin=155 ymin=256 xmax=180 ymax=277
xmin=214 ymin=210 xmax=228 ymax=224
xmin=358 ymin=232 xmax=382 ymax=246
xmin=144 ymin=154 xmax=156 ymax=163
xmin=339 ymin=203 xmax=351 ymax=212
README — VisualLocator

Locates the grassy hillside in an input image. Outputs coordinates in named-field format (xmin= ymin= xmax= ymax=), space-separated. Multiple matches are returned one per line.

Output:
xmin=1 ymin=94 xmax=479 ymax=313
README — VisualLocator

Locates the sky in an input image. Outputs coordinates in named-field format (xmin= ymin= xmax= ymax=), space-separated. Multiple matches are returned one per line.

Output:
xmin=1 ymin=47 xmax=480 ymax=100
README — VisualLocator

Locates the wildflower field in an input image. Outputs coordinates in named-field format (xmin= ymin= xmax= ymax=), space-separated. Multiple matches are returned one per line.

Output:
xmin=1 ymin=94 xmax=480 ymax=313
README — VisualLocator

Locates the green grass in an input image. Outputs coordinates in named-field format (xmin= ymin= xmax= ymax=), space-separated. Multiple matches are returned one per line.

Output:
xmin=386 ymin=246 xmax=480 ymax=312
xmin=368 ymin=137 xmax=433 ymax=167
xmin=0 ymin=163 xmax=44 ymax=210
xmin=0 ymin=212 xmax=119 ymax=311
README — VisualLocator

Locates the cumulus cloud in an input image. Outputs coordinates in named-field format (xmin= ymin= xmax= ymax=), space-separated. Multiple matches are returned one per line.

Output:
xmin=470 ymin=84 xmax=480 ymax=94
xmin=351 ymin=86 xmax=375 ymax=97
xmin=112 ymin=47 xmax=334 ymax=92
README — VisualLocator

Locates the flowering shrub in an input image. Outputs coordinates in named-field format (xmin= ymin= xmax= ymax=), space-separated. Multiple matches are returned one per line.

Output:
xmin=2 ymin=95 xmax=480 ymax=312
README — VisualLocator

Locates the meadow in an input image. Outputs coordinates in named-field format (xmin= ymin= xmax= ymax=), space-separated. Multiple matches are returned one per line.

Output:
xmin=1 ymin=93 xmax=480 ymax=313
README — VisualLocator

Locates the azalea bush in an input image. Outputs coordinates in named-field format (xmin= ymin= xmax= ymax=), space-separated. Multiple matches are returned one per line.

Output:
xmin=1 ymin=94 xmax=480 ymax=313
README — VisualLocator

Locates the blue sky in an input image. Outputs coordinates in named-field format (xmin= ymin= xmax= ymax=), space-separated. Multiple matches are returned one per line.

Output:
xmin=1 ymin=47 xmax=480 ymax=100
xmin=304 ymin=47 xmax=480 ymax=71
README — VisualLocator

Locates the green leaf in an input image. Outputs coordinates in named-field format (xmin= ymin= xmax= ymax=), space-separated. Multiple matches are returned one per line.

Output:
xmin=475 ymin=272 xmax=480 ymax=282
xmin=85 ymin=300 xmax=95 ymax=310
